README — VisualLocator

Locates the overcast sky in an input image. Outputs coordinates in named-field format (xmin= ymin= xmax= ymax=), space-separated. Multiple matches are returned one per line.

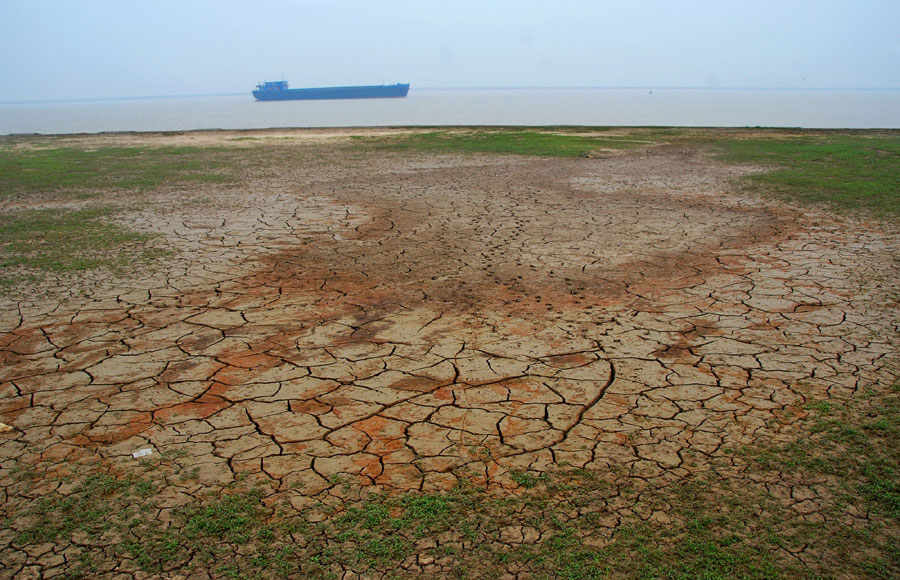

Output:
xmin=1 ymin=0 xmax=898 ymax=101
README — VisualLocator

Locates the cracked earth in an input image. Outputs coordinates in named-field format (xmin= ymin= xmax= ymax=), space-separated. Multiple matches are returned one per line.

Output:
xmin=1 ymin=129 xmax=899 ymax=577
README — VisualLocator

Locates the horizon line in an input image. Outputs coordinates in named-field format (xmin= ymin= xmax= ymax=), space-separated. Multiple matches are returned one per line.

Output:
xmin=3 ymin=85 xmax=900 ymax=105
xmin=417 ymin=85 xmax=900 ymax=92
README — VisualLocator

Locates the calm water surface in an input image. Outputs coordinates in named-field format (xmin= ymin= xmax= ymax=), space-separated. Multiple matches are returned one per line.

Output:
xmin=1 ymin=88 xmax=898 ymax=134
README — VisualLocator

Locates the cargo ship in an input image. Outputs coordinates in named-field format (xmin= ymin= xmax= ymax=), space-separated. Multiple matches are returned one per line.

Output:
xmin=252 ymin=80 xmax=409 ymax=101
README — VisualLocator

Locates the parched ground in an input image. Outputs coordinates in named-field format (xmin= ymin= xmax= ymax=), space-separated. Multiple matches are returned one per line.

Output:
xmin=1 ymin=129 xmax=898 ymax=578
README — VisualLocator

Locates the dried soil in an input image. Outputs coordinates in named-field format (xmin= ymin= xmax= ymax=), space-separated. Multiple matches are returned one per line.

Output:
xmin=1 ymin=129 xmax=899 ymax=577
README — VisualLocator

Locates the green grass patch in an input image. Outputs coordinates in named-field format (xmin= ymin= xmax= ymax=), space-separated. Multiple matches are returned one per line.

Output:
xmin=713 ymin=133 xmax=900 ymax=218
xmin=361 ymin=130 xmax=657 ymax=157
xmin=750 ymin=385 xmax=900 ymax=519
xmin=0 ymin=145 xmax=235 ymax=199
xmin=15 ymin=473 xmax=155 ymax=545
xmin=183 ymin=488 xmax=266 ymax=543
xmin=8 ymin=427 xmax=898 ymax=579
xmin=509 ymin=470 xmax=547 ymax=489
xmin=0 ymin=207 xmax=168 ymax=277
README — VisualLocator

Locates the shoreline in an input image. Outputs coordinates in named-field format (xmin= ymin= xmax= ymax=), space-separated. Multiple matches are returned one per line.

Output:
xmin=4 ymin=88 xmax=900 ymax=135
xmin=2 ymin=125 xmax=899 ymax=147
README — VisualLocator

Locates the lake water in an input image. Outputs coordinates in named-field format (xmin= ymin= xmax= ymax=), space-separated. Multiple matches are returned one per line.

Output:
xmin=2 ymin=88 xmax=899 ymax=135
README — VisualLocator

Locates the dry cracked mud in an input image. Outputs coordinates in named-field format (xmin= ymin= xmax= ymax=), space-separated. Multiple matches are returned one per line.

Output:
xmin=1 ymin=129 xmax=898 ymax=578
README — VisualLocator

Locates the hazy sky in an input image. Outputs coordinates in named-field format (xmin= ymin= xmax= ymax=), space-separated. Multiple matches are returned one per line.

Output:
xmin=1 ymin=0 xmax=898 ymax=101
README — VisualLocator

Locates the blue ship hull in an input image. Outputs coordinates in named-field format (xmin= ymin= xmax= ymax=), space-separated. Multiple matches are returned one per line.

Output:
xmin=253 ymin=82 xmax=409 ymax=101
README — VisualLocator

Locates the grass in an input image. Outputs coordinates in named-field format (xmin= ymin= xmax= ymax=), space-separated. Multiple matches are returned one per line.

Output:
xmin=183 ymin=488 xmax=266 ymax=543
xmin=740 ymin=384 xmax=900 ymax=575
xmin=0 ymin=145 xmax=235 ymax=199
xmin=748 ymin=384 xmax=900 ymax=519
xmin=0 ymin=206 xmax=170 ymax=281
xmin=509 ymin=470 xmax=547 ymax=489
xmin=359 ymin=129 xmax=658 ymax=157
xmin=0 ymin=142 xmax=238 ymax=289
xmin=6 ymin=466 xmax=788 ymax=579
xmin=15 ymin=473 xmax=155 ymax=545
xmin=357 ymin=128 xmax=900 ymax=220
xmin=712 ymin=133 xmax=900 ymax=218
xmin=2 ymin=129 xmax=896 ymax=290
xmin=9 ymin=385 xmax=898 ymax=578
